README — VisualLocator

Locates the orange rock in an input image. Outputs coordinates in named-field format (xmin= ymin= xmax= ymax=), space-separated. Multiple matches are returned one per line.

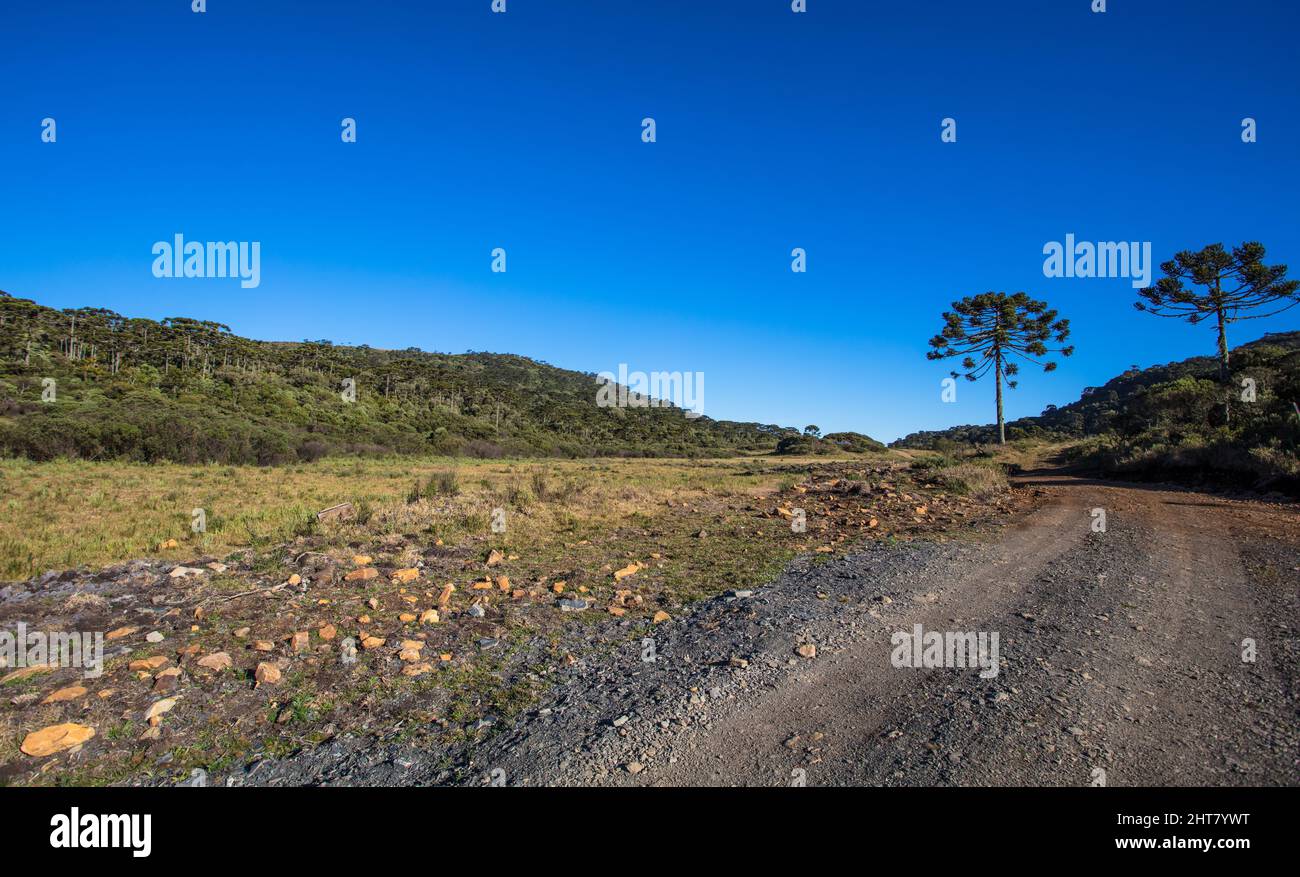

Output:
xmin=391 ymin=568 xmax=420 ymax=584
xmin=144 ymin=696 xmax=179 ymax=726
xmin=290 ymin=631 xmax=310 ymax=653
xmin=652 ymin=611 xmax=671 ymax=624
xmin=128 ymin=656 xmax=169 ymax=672
xmin=106 ymin=626 xmax=138 ymax=641
xmin=197 ymin=652 xmax=233 ymax=672
xmin=254 ymin=662 xmax=281 ymax=686
xmin=1 ymin=665 xmax=56 ymax=684
xmin=345 ymin=568 xmax=378 ymax=582
xmin=318 ymin=624 xmax=337 ymax=641
xmin=21 ymin=722 xmax=95 ymax=757
xmin=42 ymin=685 xmax=87 ymax=704
xmin=437 ymin=584 xmax=455 ymax=607
xmin=419 ymin=609 xmax=440 ymax=624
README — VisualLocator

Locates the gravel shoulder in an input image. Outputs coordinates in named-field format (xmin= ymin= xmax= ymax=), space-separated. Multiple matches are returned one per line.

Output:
xmin=255 ymin=473 xmax=1299 ymax=786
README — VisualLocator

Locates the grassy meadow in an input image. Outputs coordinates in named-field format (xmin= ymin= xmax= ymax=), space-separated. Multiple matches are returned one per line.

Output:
xmin=0 ymin=450 xmax=1026 ymax=785
xmin=0 ymin=453 xmax=892 ymax=581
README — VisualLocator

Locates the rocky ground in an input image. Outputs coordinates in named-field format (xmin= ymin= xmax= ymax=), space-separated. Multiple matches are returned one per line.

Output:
xmin=5 ymin=464 xmax=1294 ymax=787
xmin=249 ymin=473 xmax=1300 ymax=787
xmin=2 ymin=458 xmax=1032 ymax=786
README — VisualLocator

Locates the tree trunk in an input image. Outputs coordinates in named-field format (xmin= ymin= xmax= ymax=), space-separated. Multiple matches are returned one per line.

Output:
xmin=994 ymin=348 xmax=1006 ymax=444
xmin=1216 ymin=304 xmax=1231 ymax=425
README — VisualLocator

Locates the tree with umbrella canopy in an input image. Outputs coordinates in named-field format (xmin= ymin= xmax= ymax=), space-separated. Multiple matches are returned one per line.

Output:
xmin=1135 ymin=241 xmax=1298 ymax=423
xmin=927 ymin=292 xmax=1073 ymax=444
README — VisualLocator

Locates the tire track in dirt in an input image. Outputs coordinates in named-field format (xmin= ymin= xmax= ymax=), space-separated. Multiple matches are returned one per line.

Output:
xmin=618 ymin=476 xmax=1299 ymax=787
xmin=249 ymin=474 xmax=1298 ymax=787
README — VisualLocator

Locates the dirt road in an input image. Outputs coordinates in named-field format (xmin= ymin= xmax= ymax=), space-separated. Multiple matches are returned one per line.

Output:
xmin=620 ymin=474 xmax=1299 ymax=786
xmin=257 ymin=474 xmax=1299 ymax=787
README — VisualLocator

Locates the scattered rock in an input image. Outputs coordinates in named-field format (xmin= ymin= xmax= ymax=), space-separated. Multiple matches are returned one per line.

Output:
xmin=21 ymin=722 xmax=95 ymax=757
xmin=144 ymin=696 xmax=179 ymax=726
xmin=152 ymin=667 xmax=181 ymax=693
xmin=1 ymin=664 xmax=56 ymax=684
xmin=41 ymin=685 xmax=87 ymax=704
xmin=197 ymin=652 xmax=233 ymax=672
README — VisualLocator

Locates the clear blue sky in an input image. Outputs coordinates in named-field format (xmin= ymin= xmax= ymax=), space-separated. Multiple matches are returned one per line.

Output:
xmin=2 ymin=0 xmax=1297 ymax=442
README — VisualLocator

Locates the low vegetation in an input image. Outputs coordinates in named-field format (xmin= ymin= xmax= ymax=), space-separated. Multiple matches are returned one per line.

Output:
xmin=0 ymin=293 xmax=817 ymax=463
xmin=0 ymin=453 xmax=1027 ymax=786
xmin=898 ymin=331 xmax=1300 ymax=492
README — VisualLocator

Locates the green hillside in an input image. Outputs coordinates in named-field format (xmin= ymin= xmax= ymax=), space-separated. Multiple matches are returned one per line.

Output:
xmin=0 ymin=292 xmax=802 ymax=463
xmin=894 ymin=331 xmax=1300 ymax=490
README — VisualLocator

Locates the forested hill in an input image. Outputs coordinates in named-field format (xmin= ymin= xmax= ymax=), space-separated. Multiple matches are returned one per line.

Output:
xmin=0 ymin=292 xmax=797 ymax=463
xmin=892 ymin=330 xmax=1300 ymax=491
xmin=892 ymin=331 xmax=1300 ymax=449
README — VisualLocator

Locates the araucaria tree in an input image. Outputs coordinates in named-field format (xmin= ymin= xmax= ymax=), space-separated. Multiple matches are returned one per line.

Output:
xmin=1135 ymin=242 xmax=1298 ymax=420
xmin=927 ymin=292 xmax=1073 ymax=444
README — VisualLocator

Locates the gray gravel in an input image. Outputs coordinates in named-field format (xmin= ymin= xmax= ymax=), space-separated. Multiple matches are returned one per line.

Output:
xmin=243 ymin=476 xmax=1300 ymax=787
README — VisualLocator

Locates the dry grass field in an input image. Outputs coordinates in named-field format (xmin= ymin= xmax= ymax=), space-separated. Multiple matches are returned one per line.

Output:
xmin=0 ymin=454 xmax=841 ymax=581
xmin=0 ymin=451 xmax=1022 ymax=785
